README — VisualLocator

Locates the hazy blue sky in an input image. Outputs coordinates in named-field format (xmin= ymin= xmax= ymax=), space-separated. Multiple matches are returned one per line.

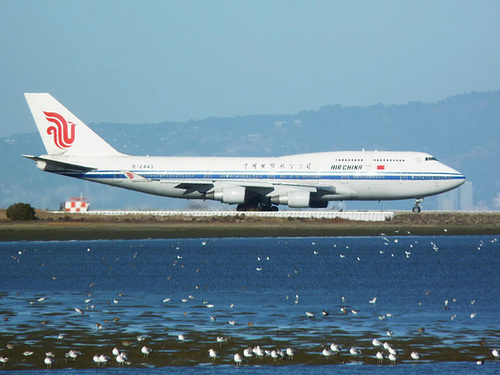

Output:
xmin=1 ymin=0 xmax=499 ymax=137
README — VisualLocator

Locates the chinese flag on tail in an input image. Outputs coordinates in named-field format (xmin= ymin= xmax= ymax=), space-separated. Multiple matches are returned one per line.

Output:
xmin=377 ymin=165 xmax=385 ymax=170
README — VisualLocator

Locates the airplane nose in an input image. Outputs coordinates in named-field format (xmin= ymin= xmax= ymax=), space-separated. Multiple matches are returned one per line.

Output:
xmin=455 ymin=174 xmax=466 ymax=188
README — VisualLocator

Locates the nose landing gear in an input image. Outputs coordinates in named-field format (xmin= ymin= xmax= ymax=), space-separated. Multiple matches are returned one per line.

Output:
xmin=412 ymin=198 xmax=423 ymax=213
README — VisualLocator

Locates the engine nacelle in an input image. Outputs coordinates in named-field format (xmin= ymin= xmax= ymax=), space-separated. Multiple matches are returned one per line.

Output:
xmin=271 ymin=190 xmax=329 ymax=208
xmin=271 ymin=190 xmax=311 ymax=208
xmin=207 ymin=186 xmax=246 ymax=204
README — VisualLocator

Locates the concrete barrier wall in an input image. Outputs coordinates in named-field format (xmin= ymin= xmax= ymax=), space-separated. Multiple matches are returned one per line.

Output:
xmin=53 ymin=210 xmax=394 ymax=222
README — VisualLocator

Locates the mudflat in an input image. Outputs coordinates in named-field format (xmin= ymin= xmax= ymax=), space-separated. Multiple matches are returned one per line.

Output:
xmin=0 ymin=211 xmax=499 ymax=241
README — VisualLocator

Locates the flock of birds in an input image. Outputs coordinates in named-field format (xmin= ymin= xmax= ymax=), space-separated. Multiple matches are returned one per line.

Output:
xmin=0 ymin=236 xmax=498 ymax=369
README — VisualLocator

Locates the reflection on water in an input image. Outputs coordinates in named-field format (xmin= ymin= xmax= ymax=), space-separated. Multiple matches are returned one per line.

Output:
xmin=0 ymin=236 xmax=499 ymax=372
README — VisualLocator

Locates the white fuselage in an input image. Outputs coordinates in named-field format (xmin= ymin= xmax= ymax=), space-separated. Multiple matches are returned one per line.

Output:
xmin=40 ymin=150 xmax=465 ymax=206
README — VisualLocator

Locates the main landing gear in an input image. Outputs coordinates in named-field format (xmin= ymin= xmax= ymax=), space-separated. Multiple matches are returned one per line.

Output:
xmin=236 ymin=203 xmax=279 ymax=212
xmin=412 ymin=198 xmax=423 ymax=213
xmin=236 ymin=196 xmax=279 ymax=212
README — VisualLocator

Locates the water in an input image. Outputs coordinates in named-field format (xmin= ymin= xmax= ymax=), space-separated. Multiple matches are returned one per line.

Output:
xmin=0 ymin=235 xmax=498 ymax=374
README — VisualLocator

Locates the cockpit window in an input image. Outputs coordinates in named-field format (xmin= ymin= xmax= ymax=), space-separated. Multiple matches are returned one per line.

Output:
xmin=425 ymin=156 xmax=437 ymax=161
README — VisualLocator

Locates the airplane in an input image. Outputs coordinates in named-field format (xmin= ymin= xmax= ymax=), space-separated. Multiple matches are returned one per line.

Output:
xmin=23 ymin=93 xmax=466 ymax=213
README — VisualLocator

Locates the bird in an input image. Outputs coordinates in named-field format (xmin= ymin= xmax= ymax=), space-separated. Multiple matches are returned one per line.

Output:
xmin=411 ymin=351 xmax=421 ymax=360
xmin=376 ymin=351 xmax=384 ymax=363
xmin=44 ymin=356 xmax=56 ymax=368
xmin=492 ymin=349 xmax=500 ymax=359
xmin=322 ymin=309 xmax=329 ymax=316
xmin=330 ymin=343 xmax=342 ymax=353
xmin=305 ymin=311 xmax=314 ymax=318
xmin=286 ymin=347 xmax=296 ymax=359
xmin=112 ymin=347 xmax=120 ymax=356
xmin=321 ymin=348 xmax=333 ymax=357
xmin=234 ymin=353 xmax=243 ymax=365
xmin=369 ymin=297 xmax=377 ymax=304
xmin=141 ymin=346 xmax=153 ymax=357
xmin=253 ymin=346 xmax=265 ymax=358
xmin=65 ymin=350 xmax=81 ymax=362
xmin=270 ymin=350 xmax=279 ymax=361
xmin=243 ymin=348 xmax=253 ymax=359
xmin=178 ymin=334 xmax=185 ymax=341
xmin=116 ymin=354 xmax=128 ymax=365
xmin=372 ymin=338 xmax=382 ymax=347
xmin=350 ymin=347 xmax=361 ymax=355
xmin=208 ymin=349 xmax=218 ymax=360
xmin=388 ymin=353 xmax=398 ymax=364
xmin=98 ymin=355 xmax=110 ymax=366
xmin=93 ymin=355 xmax=100 ymax=366
xmin=0 ymin=357 xmax=8 ymax=367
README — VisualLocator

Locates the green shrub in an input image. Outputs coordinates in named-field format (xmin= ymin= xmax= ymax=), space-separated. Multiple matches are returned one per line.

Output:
xmin=6 ymin=202 xmax=36 ymax=221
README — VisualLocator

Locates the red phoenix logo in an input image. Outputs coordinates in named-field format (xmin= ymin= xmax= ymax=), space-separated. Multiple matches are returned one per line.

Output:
xmin=44 ymin=111 xmax=76 ymax=149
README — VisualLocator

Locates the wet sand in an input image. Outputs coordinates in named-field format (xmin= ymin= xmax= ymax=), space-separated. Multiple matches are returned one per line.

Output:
xmin=0 ymin=325 xmax=497 ymax=369
xmin=0 ymin=211 xmax=499 ymax=241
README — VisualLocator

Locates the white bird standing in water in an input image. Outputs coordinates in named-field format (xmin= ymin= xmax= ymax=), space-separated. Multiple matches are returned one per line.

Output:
xmin=98 ymin=355 xmax=110 ymax=366
xmin=141 ymin=346 xmax=152 ymax=357
xmin=44 ymin=356 xmax=56 ymax=368
xmin=243 ymin=348 xmax=253 ymax=359
xmin=321 ymin=348 xmax=333 ymax=357
xmin=388 ymin=353 xmax=398 ymax=364
xmin=330 ymin=343 xmax=342 ymax=353
xmin=116 ymin=354 xmax=129 ymax=365
xmin=208 ymin=349 xmax=218 ymax=360
xmin=350 ymin=347 xmax=361 ymax=355
xmin=234 ymin=353 xmax=243 ymax=365
xmin=411 ymin=351 xmax=421 ymax=360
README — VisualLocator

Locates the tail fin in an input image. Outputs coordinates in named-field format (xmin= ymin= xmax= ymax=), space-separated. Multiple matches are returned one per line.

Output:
xmin=24 ymin=93 xmax=122 ymax=156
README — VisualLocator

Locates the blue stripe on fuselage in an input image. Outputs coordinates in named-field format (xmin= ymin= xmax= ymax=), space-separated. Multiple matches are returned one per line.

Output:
xmin=59 ymin=170 xmax=466 ymax=182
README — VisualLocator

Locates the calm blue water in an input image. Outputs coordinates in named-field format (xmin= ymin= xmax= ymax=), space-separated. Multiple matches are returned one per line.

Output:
xmin=0 ymin=235 xmax=498 ymax=374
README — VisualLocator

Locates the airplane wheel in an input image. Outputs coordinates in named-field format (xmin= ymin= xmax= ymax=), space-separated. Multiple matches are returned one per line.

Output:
xmin=412 ymin=206 xmax=421 ymax=213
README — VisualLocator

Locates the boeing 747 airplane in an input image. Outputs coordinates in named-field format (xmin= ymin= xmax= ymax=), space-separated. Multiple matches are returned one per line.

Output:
xmin=24 ymin=93 xmax=466 ymax=212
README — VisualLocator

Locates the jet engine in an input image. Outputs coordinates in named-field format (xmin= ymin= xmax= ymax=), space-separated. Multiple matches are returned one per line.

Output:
xmin=270 ymin=190 xmax=328 ymax=208
xmin=206 ymin=186 xmax=246 ymax=204
xmin=271 ymin=190 xmax=310 ymax=208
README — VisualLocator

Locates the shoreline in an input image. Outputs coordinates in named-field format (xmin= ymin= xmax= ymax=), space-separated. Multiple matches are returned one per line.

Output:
xmin=0 ymin=211 xmax=499 ymax=241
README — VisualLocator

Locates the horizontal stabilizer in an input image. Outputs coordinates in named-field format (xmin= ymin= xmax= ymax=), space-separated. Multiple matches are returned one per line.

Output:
xmin=22 ymin=154 xmax=96 ymax=172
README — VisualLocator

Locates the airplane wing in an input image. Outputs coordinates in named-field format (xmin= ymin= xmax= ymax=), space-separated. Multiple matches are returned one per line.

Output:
xmin=171 ymin=180 xmax=342 ymax=194
xmin=22 ymin=155 xmax=97 ymax=172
